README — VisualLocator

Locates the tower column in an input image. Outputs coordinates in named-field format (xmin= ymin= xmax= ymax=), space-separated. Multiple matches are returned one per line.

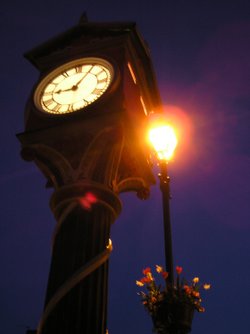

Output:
xmin=38 ymin=181 xmax=121 ymax=334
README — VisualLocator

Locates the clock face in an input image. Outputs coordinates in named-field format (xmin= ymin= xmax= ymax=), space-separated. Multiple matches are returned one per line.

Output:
xmin=34 ymin=57 xmax=114 ymax=114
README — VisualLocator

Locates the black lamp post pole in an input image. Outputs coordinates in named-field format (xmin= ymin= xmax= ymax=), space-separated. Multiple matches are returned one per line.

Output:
xmin=158 ymin=161 xmax=174 ymax=286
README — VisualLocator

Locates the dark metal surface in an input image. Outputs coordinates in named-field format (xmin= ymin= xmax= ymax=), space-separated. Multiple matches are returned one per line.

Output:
xmin=158 ymin=161 xmax=174 ymax=286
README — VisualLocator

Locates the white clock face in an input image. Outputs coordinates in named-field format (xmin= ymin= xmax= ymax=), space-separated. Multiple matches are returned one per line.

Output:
xmin=34 ymin=57 xmax=114 ymax=114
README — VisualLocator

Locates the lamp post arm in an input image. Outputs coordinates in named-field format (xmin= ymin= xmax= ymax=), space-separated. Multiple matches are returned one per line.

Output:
xmin=158 ymin=161 xmax=174 ymax=286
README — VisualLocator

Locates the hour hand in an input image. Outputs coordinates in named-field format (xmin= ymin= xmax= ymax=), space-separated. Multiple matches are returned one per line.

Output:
xmin=54 ymin=87 xmax=74 ymax=94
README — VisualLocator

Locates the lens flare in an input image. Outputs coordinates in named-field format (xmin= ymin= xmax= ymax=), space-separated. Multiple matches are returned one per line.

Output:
xmin=79 ymin=192 xmax=97 ymax=210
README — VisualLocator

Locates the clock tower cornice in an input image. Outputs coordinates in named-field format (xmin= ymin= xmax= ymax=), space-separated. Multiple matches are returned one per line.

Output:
xmin=24 ymin=22 xmax=139 ymax=71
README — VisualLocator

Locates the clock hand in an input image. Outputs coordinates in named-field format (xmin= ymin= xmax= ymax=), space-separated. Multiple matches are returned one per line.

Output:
xmin=54 ymin=71 xmax=90 ymax=94
xmin=54 ymin=87 xmax=74 ymax=94
xmin=74 ymin=70 xmax=90 ymax=87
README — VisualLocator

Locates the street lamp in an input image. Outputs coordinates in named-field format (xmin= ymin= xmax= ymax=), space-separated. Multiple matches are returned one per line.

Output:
xmin=148 ymin=120 xmax=178 ymax=286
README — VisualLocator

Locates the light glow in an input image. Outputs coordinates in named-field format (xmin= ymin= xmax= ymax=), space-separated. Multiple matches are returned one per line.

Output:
xmin=127 ymin=62 xmax=137 ymax=84
xmin=148 ymin=124 xmax=178 ymax=161
xmin=140 ymin=96 xmax=148 ymax=116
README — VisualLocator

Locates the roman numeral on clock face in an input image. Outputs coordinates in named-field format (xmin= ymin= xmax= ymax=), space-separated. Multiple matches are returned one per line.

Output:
xmin=44 ymin=98 xmax=54 ymax=106
xmin=53 ymin=104 xmax=61 ymax=112
xmin=75 ymin=66 xmax=83 ymax=73
xmin=97 ymin=78 xmax=108 ymax=84
xmin=62 ymin=72 xmax=69 ymax=78
xmin=92 ymin=88 xmax=103 ymax=95
xmin=67 ymin=104 xmax=74 ymax=112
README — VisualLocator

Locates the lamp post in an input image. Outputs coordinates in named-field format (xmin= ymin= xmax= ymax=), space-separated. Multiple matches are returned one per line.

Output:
xmin=148 ymin=123 xmax=178 ymax=286
xmin=145 ymin=120 xmax=204 ymax=334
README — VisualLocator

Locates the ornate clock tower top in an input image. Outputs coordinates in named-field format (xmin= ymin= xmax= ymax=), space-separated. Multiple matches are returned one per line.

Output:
xmin=23 ymin=17 xmax=162 ymax=131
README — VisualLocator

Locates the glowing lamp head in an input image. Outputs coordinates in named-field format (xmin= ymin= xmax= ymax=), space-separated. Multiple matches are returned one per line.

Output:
xmin=149 ymin=124 xmax=178 ymax=161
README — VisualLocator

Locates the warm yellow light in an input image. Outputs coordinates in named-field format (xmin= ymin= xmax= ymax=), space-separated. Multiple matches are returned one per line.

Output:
xmin=149 ymin=124 xmax=178 ymax=161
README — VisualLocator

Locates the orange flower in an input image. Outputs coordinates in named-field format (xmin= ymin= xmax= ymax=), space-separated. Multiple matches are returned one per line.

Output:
xmin=161 ymin=271 xmax=169 ymax=279
xmin=156 ymin=265 xmax=163 ymax=273
xmin=176 ymin=266 xmax=183 ymax=275
xmin=143 ymin=267 xmax=151 ymax=275
xmin=136 ymin=280 xmax=144 ymax=287
xmin=192 ymin=277 xmax=199 ymax=284
xmin=203 ymin=283 xmax=211 ymax=290
xmin=192 ymin=291 xmax=200 ymax=298
xmin=147 ymin=272 xmax=154 ymax=281
xmin=141 ymin=276 xmax=152 ymax=284
xmin=183 ymin=285 xmax=192 ymax=295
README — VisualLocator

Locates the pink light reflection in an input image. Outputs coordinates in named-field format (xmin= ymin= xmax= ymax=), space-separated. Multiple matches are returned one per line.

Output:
xmin=79 ymin=192 xmax=98 ymax=210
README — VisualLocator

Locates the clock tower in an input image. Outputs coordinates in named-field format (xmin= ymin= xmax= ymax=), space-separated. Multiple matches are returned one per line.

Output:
xmin=18 ymin=16 xmax=162 ymax=334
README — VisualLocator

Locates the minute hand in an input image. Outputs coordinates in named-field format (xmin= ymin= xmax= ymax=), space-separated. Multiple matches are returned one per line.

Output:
xmin=54 ymin=72 xmax=90 ymax=94
xmin=74 ymin=69 xmax=92 ymax=87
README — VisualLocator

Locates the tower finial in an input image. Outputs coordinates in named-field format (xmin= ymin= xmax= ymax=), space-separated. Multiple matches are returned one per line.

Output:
xmin=79 ymin=12 xmax=88 ymax=24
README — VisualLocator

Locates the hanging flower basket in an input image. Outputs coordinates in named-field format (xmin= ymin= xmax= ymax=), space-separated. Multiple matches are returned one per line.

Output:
xmin=136 ymin=266 xmax=211 ymax=334
xmin=152 ymin=300 xmax=194 ymax=334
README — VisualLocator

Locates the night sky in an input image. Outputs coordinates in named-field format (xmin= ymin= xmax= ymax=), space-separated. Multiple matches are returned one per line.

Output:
xmin=1 ymin=1 xmax=250 ymax=334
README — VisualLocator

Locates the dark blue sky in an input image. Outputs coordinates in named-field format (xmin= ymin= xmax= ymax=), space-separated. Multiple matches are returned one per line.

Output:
xmin=1 ymin=1 xmax=250 ymax=333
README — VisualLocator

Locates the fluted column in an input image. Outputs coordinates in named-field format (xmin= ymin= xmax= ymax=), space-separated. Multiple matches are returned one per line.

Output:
xmin=18 ymin=123 xmax=155 ymax=334
xmin=38 ymin=181 xmax=121 ymax=334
